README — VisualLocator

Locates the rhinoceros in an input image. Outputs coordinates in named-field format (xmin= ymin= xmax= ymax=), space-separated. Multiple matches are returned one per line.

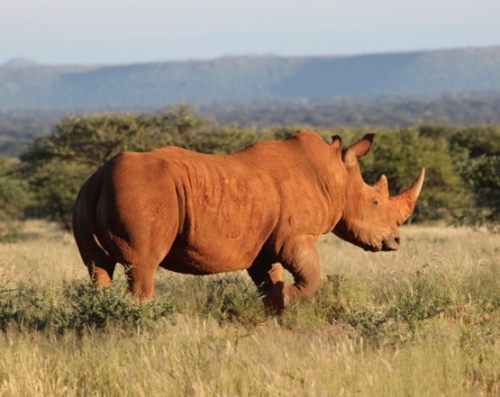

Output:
xmin=73 ymin=130 xmax=424 ymax=312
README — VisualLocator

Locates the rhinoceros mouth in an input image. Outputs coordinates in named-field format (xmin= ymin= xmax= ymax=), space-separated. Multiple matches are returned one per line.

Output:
xmin=362 ymin=245 xmax=381 ymax=253
xmin=381 ymin=235 xmax=400 ymax=251
xmin=334 ymin=231 xmax=384 ymax=252
xmin=359 ymin=237 xmax=400 ymax=252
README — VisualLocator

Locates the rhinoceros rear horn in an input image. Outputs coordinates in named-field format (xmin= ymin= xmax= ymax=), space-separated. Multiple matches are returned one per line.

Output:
xmin=392 ymin=168 xmax=425 ymax=222
xmin=373 ymin=174 xmax=390 ymax=199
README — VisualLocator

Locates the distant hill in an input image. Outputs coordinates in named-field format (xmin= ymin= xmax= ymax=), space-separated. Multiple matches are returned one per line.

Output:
xmin=1 ymin=46 xmax=500 ymax=110
xmin=2 ymin=57 xmax=39 ymax=68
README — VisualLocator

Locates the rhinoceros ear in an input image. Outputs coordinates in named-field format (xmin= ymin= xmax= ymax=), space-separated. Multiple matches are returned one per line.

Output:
xmin=331 ymin=135 xmax=342 ymax=150
xmin=343 ymin=134 xmax=375 ymax=167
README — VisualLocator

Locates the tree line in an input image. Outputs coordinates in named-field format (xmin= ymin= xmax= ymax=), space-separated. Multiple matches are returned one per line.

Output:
xmin=0 ymin=105 xmax=499 ymax=239
xmin=3 ymin=92 xmax=500 ymax=159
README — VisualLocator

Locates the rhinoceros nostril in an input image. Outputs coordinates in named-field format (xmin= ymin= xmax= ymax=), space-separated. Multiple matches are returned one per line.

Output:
xmin=382 ymin=235 xmax=401 ymax=251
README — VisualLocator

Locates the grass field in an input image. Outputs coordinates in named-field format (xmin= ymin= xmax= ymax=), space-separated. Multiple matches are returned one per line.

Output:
xmin=1 ymin=221 xmax=499 ymax=396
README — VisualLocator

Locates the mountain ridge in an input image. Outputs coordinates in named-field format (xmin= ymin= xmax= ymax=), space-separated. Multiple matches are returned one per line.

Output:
xmin=1 ymin=46 xmax=500 ymax=110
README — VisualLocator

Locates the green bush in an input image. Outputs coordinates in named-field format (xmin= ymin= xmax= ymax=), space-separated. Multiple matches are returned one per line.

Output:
xmin=0 ymin=281 xmax=176 ymax=334
xmin=167 ymin=275 xmax=266 ymax=327
xmin=450 ymin=126 xmax=500 ymax=228
xmin=0 ymin=158 xmax=33 ymax=240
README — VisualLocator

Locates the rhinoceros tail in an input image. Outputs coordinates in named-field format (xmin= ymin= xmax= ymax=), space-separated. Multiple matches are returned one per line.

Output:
xmin=73 ymin=168 xmax=117 ymax=285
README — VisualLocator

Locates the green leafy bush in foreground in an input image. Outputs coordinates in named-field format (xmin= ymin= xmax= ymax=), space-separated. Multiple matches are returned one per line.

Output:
xmin=273 ymin=263 xmax=500 ymax=347
xmin=0 ymin=281 xmax=176 ymax=334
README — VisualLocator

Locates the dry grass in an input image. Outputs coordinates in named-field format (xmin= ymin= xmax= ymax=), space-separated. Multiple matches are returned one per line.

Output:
xmin=1 ymin=221 xmax=499 ymax=396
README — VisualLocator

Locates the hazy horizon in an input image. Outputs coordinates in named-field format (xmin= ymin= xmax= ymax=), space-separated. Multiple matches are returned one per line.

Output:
xmin=2 ymin=0 xmax=500 ymax=66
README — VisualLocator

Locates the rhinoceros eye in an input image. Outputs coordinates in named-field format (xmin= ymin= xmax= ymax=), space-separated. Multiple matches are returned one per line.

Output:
xmin=373 ymin=199 xmax=380 ymax=207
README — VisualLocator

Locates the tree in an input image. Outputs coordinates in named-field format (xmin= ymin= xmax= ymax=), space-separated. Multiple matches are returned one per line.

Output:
xmin=18 ymin=106 xmax=210 ymax=229
xmin=15 ymin=104 xmax=499 ymax=229
xmin=0 ymin=157 xmax=32 ymax=239
xmin=450 ymin=126 xmax=500 ymax=228
xmin=463 ymin=157 xmax=500 ymax=226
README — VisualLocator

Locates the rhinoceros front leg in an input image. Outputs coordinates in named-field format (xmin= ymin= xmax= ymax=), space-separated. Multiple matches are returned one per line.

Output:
xmin=271 ymin=235 xmax=321 ymax=313
xmin=247 ymin=258 xmax=284 ymax=311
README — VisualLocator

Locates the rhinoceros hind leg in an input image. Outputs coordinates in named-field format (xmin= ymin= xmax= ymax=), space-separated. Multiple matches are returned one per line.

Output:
xmin=124 ymin=263 xmax=156 ymax=300
xmin=74 ymin=231 xmax=116 ymax=287
xmin=89 ymin=261 xmax=116 ymax=287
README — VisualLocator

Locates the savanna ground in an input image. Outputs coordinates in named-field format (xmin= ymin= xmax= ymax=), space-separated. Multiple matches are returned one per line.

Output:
xmin=0 ymin=221 xmax=499 ymax=396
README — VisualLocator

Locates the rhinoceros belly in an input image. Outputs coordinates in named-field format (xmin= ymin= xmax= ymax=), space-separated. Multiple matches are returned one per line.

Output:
xmin=160 ymin=242 xmax=258 ymax=275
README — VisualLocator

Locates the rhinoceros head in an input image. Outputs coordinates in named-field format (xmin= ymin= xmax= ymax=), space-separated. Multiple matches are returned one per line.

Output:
xmin=332 ymin=134 xmax=425 ymax=252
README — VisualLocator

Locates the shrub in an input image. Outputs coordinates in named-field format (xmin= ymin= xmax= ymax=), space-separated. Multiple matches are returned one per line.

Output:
xmin=0 ymin=280 xmax=176 ymax=334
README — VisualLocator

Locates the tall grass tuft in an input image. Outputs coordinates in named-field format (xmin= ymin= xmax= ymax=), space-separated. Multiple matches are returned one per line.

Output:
xmin=0 ymin=280 xmax=176 ymax=334
xmin=160 ymin=273 xmax=267 ymax=327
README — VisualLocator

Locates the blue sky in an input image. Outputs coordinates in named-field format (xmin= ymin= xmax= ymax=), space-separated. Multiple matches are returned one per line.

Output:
xmin=1 ymin=0 xmax=500 ymax=65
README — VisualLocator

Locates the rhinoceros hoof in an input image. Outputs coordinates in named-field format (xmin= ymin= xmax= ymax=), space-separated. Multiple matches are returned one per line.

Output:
xmin=268 ymin=263 xmax=284 ymax=285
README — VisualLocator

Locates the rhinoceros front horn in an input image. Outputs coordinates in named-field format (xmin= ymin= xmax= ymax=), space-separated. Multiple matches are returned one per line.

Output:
xmin=392 ymin=168 xmax=425 ymax=223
